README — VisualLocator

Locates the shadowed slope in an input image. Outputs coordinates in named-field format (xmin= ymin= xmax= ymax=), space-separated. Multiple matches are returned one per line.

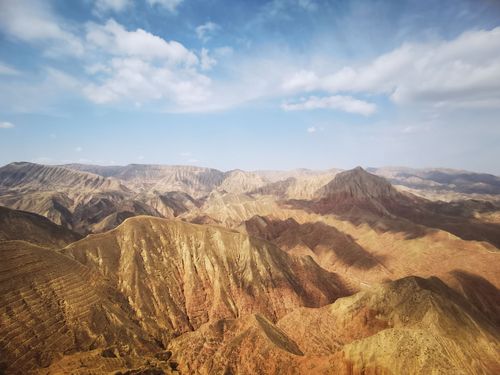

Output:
xmin=167 ymin=276 xmax=500 ymax=374
xmin=240 ymin=215 xmax=392 ymax=293
xmin=290 ymin=167 xmax=500 ymax=247
xmin=0 ymin=163 xmax=163 ymax=234
xmin=241 ymin=215 xmax=388 ymax=279
xmin=313 ymin=166 xmax=418 ymax=216
xmin=0 ymin=206 xmax=81 ymax=248
xmin=62 ymin=216 xmax=349 ymax=346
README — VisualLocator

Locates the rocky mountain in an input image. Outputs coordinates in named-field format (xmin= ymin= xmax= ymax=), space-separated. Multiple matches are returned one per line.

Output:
xmin=64 ymin=163 xmax=226 ymax=198
xmin=62 ymin=216 xmax=349 ymax=345
xmin=241 ymin=215 xmax=389 ymax=285
xmin=1 ymin=161 xmax=499 ymax=374
xmin=0 ymin=206 xmax=80 ymax=248
xmin=370 ymin=166 xmax=500 ymax=196
xmin=282 ymin=167 xmax=500 ymax=248
xmin=0 ymin=240 xmax=168 ymax=374
xmin=312 ymin=166 xmax=418 ymax=216
xmin=168 ymin=276 xmax=500 ymax=374
xmin=0 ymin=162 xmax=125 ymax=193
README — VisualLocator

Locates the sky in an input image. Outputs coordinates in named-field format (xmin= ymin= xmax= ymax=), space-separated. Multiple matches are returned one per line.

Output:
xmin=0 ymin=0 xmax=500 ymax=173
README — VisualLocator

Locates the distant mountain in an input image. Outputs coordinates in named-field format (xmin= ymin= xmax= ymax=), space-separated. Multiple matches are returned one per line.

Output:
xmin=312 ymin=166 xmax=417 ymax=216
xmin=0 ymin=163 xmax=189 ymax=233
xmin=218 ymin=169 xmax=268 ymax=194
xmin=0 ymin=162 xmax=125 ymax=192
xmin=370 ymin=166 xmax=500 ymax=195
xmin=64 ymin=163 xmax=226 ymax=198
xmin=285 ymin=167 xmax=500 ymax=248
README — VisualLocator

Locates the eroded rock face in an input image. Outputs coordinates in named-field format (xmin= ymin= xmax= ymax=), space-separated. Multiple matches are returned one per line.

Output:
xmin=168 ymin=314 xmax=304 ymax=375
xmin=62 ymin=216 xmax=349 ymax=345
xmin=312 ymin=167 xmax=417 ymax=216
xmin=0 ymin=241 xmax=158 ymax=374
xmin=0 ymin=206 xmax=81 ymax=248
xmin=1 ymin=162 xmax=500 ymax=374
xmin=168 ymin=276 xmax=500 ymax=375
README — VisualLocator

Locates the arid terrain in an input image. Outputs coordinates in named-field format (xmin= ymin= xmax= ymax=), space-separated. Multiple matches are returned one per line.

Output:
xmin=0 ymin=162 xmax=499 ymax=374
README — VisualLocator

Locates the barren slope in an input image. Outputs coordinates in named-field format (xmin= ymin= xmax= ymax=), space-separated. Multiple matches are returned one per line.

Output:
xmin=168 ymin=276 xmax=500 ymax=375
xmin=0 ymin=162 xmax=125 ymax=193
xmin=0 ymin=206 xmax=81 ymax=248
xmin=62 ymin=216 xmax=349 ymax=345
xmin=0 ymin=240 xmax=160 ymax=374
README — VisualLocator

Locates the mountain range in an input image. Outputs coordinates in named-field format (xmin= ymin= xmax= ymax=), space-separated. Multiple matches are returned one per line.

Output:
xmin=0 ymin=162 xmax=499 ymax=374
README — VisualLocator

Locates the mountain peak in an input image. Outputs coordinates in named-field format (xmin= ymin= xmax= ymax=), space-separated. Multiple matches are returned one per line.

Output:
xmin=312 ymin=167 xmax=406 ymax=216
xmin=320 ymin=166 xmax=397 ymax=200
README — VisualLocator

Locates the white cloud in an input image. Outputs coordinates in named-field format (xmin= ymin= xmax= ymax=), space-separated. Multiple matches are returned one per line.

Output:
xmin=94 ymin=0 xmax=131 ymax=13
xmin=282 ymin=70 xmax=319 ymax=91
xmin=282 ymin=27 xmax=500 ymax=109
xmin=0 ymin=121 xmax=15 ymax=129
xmin=83 ymin=56 xmax=211 ymax=106
xmin=75 ymin=146 xmax=83 ymax=152
xmin=179 ymin=152 xmax=192 ymax=157
xmin=214 ymin=46 xmax=234 ymax=58
xmin=196 ymin=22 xmax=220 ymax=42
xmin=0 ymin=62 xmax=20 ymax=76
xmin=83 ymin=20 xmax=212 ymax=108
xmin=0 ymin=0 xmax=84 ymax=57
xmin=307 ymin=126 xmax=316 ymax=133
xmin=282 ymin=95 xmax=376 ymax=115
xmin=86 ymin=19 xmax=198 ymax=65
xmin=146 ymin=0 xmax=184 ymax=12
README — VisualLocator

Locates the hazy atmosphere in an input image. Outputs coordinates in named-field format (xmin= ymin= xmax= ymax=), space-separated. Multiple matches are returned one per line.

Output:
xmin=1 ymin=0 xmax=500 ymax=172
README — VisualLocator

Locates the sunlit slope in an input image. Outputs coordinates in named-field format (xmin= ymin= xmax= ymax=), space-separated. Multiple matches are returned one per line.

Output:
xmin=0 ymin=241 xmax=158 ymax=374
xmin=168 ymin=276 xmax=500 ymax=374
xmin=62 ymin=216 xmax=349 ymax=345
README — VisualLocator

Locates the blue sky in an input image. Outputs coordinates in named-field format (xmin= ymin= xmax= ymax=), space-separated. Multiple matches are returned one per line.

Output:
xmin=0 ymin=0 xmax=500 ymax=173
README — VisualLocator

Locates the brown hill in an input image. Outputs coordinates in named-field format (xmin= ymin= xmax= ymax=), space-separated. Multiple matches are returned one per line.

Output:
xmin=64 ymin=163 xmax=226 ymax=198
xmin=0 ymin=163 xmax=165 ymax=234
xmin=62 ymin=216 xmax=349 ymax=346
xmin=168 ymin=313 xmax=303 ymax=375
xmin=313 ymin=166 xmax=416 ymax=216
xmin=0 ymin=240 xmax=161 ymax=374
xmin=0 ymin=162 xmax=125 ymax=193
xmin=168 ymin=276 xmax=500 ymax=375
xmin=289 ymin=167 xmax=500 ymax=247
xmin=370 ymin=166 xmax=500 ymax=195
xmin=241 ymin=215 xmax=389 ymax=285
xmin=0 ymin=206 xmax=81 ymax=248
